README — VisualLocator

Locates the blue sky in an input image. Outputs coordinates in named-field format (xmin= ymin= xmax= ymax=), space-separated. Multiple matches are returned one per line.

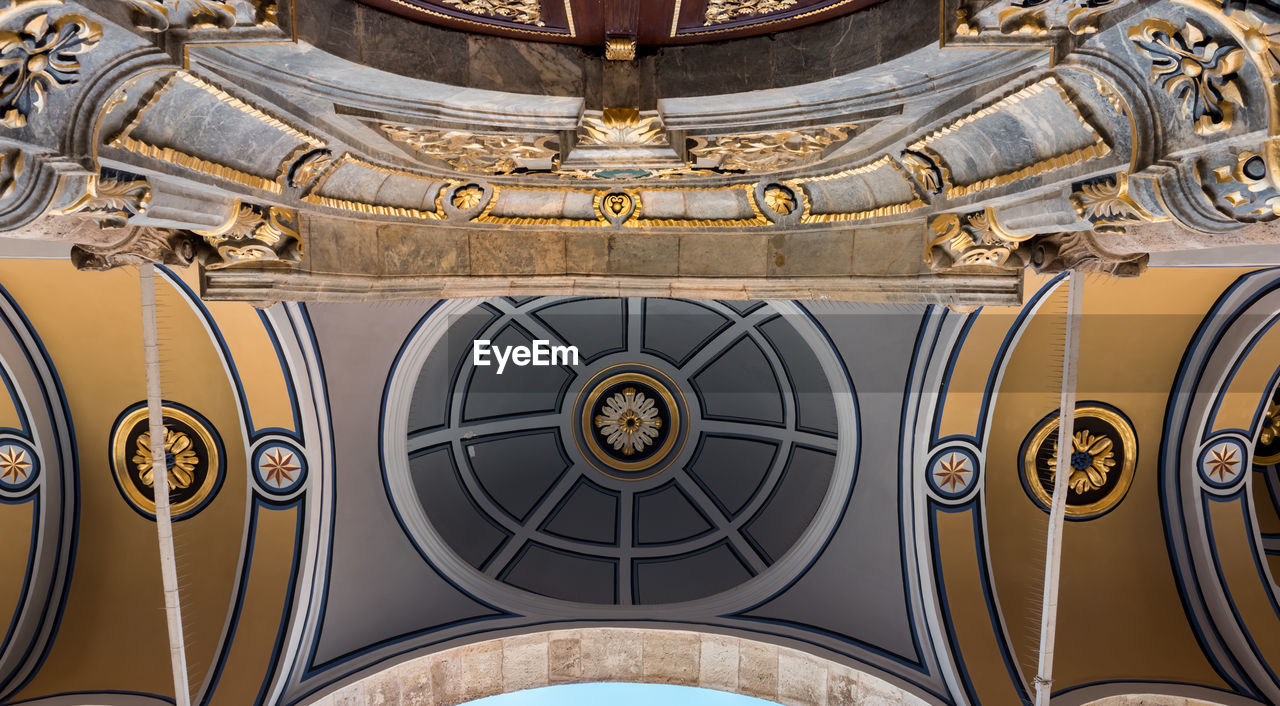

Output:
xmin=467 ymin=683 xmax=779 ymax=705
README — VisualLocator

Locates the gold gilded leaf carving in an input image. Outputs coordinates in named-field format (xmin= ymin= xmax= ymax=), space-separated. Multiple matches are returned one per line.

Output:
xmin=704 ymin=0 xmax=798 ymax=26
xmin=381 ymin=124 xmax=558 ymax=175
xmin=690 ymin=126 xmax=852 ymax=172
xmin=441 ymin=0 xmax=543 ymax=26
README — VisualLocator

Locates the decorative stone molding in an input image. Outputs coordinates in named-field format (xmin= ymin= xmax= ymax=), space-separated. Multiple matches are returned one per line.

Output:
xmin=0 ymin=10 xmax=101 ymax=129
xmin=311 ymin=628 xmax=927 ymax=706
xmin=125 ymin=0 xmax=278 ymax=32
xmin=1027 ymin=230 xmax=1149 ymax=277
xmin=0 ymin=0 xmax=1276 ymax=297
xmin=68 ymin=226 xmax=199 ymax=271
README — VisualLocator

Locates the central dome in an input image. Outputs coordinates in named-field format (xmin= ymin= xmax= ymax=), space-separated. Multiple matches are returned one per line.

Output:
xmin=383 ymin=297 xmax=857 ymax=608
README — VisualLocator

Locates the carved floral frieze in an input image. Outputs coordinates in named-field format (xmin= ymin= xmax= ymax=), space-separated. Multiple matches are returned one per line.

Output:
xmin=381 ymin=124 xmax=558 ymax=175
xmin=690 ymin=126 xmax=853 ymax=172
xmin=704 ymin=0 xmax=799 ymax=26
xmin=441 ymin=0 xmax=543 ymax=26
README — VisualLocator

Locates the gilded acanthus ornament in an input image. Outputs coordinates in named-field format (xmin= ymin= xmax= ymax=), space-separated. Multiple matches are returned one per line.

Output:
xmin=381 ymin=124 xmax=558 ymax=175
xmin=54 ymin=173 xmax=152 ymax=229
xmin=284 ymin=148 xmax=333 ymax=190
xmin=193 ymin=204 xmax=303 ymax=269
xmin=0 ymin=12 xmax=101 ymax=128
xmin=1070 ymin=174 xmax=1158 ymax=233
xmin=704 ymin=0 xmax=798 ymax=25
xmin=442 ymin=0 xmax=544 ymax=26
xmin=578 ymin=109 xmax=665 ymax=148
xmin=594 ymin=387 xmax=662 ymax=456
xmin=690 ymin=126 xmax=852 ymax=172
xmin=133 ymin=428 xmax=199 ymax=490
xmin=1048 ymin=429 xmax=1117 ymax=494
xmin=1129 ymin=19 xmax=1244 ymax=136
xmin=925 ymin=210 xmax=1028 ymax=269
xmin=957 ymin=0 xmax=1126 ymax=38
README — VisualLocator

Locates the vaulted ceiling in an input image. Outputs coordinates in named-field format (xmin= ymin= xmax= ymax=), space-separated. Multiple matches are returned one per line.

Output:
xmin=0 ymin=262 xmax=1278 ymax=705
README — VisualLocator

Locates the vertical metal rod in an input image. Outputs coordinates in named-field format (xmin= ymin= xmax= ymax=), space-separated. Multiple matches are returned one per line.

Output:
xmin=141 ymin=264 xmax=192 ymax=706
xmin=1034 ymin=271 xmax=1083 ymax=706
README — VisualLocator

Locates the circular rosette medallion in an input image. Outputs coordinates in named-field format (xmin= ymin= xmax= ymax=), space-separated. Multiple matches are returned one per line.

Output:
xmin=575 ymin=365 xmax=687 ymax=480
xmin=1021 ymin=403 xmax=1137 ymax=519
xmin=110 ymin=402 xmax=224 ymax=520
xmin=0 ymin=437 xmax=38 ymax=494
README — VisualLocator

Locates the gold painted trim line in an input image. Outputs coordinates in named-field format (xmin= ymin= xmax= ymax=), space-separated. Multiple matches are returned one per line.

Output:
xmin=112 ymin=135 xmax=284 ymax=194
xmin=908 ymin=76 xmax=1112 ymax=199
xmin=106 ymin=70 xmax=325 ymax=195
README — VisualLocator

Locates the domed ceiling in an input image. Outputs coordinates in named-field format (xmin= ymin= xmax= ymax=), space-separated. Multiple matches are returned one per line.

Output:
xmin=383 ymin=297 xmax=856 ymax=607
xmin=354 ymin=0 xmax=884 ymax=46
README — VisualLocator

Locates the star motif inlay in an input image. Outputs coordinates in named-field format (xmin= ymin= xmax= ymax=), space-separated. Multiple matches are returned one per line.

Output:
xmin=934 ymin=453 xmax=971 ymax=493
xmin=0 ymin=445 xmax=30 ymax=485
xmin=1205 ymin=444 xmax=1240 ymax=482
xmin=261 ymin=448 xmax=300 ymax=487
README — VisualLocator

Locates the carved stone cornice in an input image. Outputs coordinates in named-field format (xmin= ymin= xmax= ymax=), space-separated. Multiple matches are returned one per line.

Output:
xmin=1027 ymin=230 xmax=1149 ymax=277
xmin=69 ymin=225 xmax=198 ymax=270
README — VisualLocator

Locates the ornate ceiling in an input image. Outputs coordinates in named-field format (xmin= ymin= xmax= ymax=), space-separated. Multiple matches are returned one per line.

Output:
xmin=0 ymin=263 xmax=1277 ymax=706
xmin=354 ymin=0 xmax=885 ymax=48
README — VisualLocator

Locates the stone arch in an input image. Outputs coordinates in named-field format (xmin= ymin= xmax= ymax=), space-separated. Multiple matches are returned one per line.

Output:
xmin=307 ymin=628 xmax=929 ymax=706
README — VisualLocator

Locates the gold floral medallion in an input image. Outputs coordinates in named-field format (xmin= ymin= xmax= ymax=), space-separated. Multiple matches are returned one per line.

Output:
xmin=111 ymin=403 xmax=222 ymax=520
xmin=1255 ymin=393 xmax=1280 ymax=466
xmin=1022 ymin=404 xmax=1137 ymax=518
xmin=575 ymin=365 xmax=686 ymax=480
xmin=594 ymin=386 xmax=663 ymax=456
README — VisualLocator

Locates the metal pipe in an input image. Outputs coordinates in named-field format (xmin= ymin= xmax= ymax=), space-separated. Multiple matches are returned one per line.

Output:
xmin=140 ymin=264 xmax=192 ymax=706
xmin=1034 ymin=271 xmax=1083 ymax=706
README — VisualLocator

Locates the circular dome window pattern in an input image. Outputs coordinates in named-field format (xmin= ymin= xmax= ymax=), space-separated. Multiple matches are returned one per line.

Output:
xmin=383 ymin=297 xmax=857 ymax=611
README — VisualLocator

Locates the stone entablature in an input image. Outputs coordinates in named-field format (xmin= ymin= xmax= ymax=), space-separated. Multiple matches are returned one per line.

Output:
xmin=2 ymin=0 xmax=1280 ymax=303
